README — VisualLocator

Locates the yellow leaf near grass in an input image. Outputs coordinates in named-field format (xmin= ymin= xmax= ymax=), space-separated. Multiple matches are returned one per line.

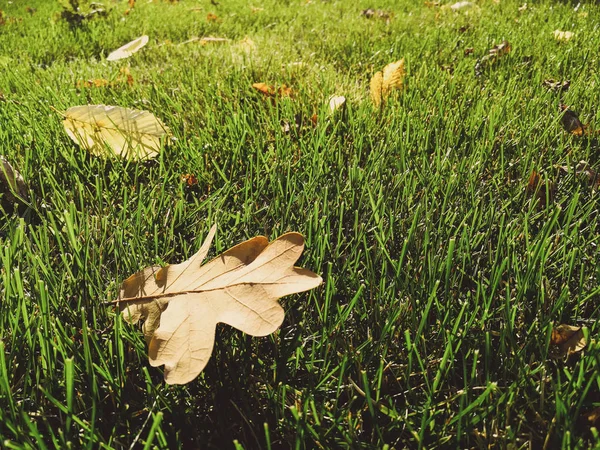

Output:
xmin=551 ymin=324 xmax=587 ymax=357
xmin=115 ymin=225 xmax=322 ymax=384
xmin=62 ymin=105 xmax=170 ymax=160
xmin=554 ymin=30 xmax=574 ymax=41
xmin=370 ymin=59 xmax=405 ymax=108
xmin=107 ymin=35 xmax=149 ymax=61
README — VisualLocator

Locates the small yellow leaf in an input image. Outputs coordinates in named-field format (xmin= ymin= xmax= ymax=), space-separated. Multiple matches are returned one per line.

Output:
xmin=107 ymin=35 xmax=149 ymax=61
xmin=554 ymin=30 xmax=574 ymax=41
xmin=62 ymin=105 xmax=170 ymax=160
xmin=116 ymin=225 xmax=322 ymax=384
xmin=328 ymin=95 xmax=346 ymax=114
xmin=370 ymin=59 xmax=405 ymax=107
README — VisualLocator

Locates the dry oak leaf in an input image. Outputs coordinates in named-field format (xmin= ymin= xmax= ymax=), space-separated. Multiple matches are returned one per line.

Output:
xmin=252 ymin=82 xmax=293 ymax=98
xmin=107 ymin=35 xmax=149 ymax=61
xmin=62 ymin=105 xmax=170 ymax=160
xmin=560 ymin=104 xmax=587 ymax=136
xmin=370 ymin=59 xmax=405 ymax=108
xmin=551 ymin=324 xmax=587 ymax=357
xmin=116 ymin=225 xmax=322 ymax=384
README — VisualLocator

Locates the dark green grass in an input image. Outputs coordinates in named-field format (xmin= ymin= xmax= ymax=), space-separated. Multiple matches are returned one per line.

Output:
xmin=1 ymin=0 xmax=600 ymax=448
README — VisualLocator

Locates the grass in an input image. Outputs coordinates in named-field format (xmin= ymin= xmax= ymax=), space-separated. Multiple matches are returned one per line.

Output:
xmin=1 ymin=0 xmax=600 ymax=448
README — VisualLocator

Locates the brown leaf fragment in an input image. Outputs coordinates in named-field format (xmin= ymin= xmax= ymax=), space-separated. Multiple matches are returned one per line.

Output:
xmin=25 ymin=6 xmax=37 ymax=15
xmin=361 ymin=9 xmax=392 ymax=21
xmin=551 ymin=324 xmax=586 ymax=357
xmin=560 ymin=104 xmax=587 ymax=136
xmin=543 ymin=79 xmax=569 ymax=93
xmin=475 ymin=41 xmax=511 ymax=76
xmin=252 ymin=82 xmax=292 ymax=99
xmin=206 ymin=13 xmax=219 ymax=22
xmin=526 ymin=170 xmax=541 ymax=194
xmin=76 ymin=78 xmax=110 ymax=89
xmin=181 ymin=173 xmax=198 ymax=187
xmin=581 ymin=407 xmax=600 ymax=429
xmin=526 ymin=170 xmax=555 ymax=207
xmin=464 ymin=47 xmax=474 ymax=56
xmin=116 ymin=225 xmax=322 ymax=384
xmin=0 ymin=156 xmax=28 ymax=205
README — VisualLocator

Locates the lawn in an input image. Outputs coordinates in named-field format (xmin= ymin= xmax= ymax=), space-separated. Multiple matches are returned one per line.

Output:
xmin=1 ymin=0 xmax=600 ymax=448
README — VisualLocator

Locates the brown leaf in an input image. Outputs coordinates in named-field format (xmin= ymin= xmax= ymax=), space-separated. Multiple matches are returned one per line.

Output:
xmin=76 ymin=78 xmax=110 ymax=89
xmin=543 ymin=79 xmax=569 ymax=92
xmin=551 ymin=324 xmax=586 ymax=357
xmin=181 ymin=173 xmax=198 ymax=187
xmin=206 ymin=13 xmax=219 ymax=22
xmin=475 ymin=41 xmax=511 ymax=75
xmin=526 ymin=170 xmax=555 ymax=207
xmin=252 ymin=82 xmax=292 ymax=98
xmin=370 ymin=59 xmax=405 ymax=107
xmin=560 ymin=104 xmax=587 ymax=136
xmin=581 ymin=407 xmax=600 ymax=429
xmin=129 ymin=0 xmax=136 ymax=7
xmin=116 ymin=225 xmax=322 ymax=384
xmin=0 ymin=156 xmax=28 ymax=205
xmin=361 ymin=9 xmax=392 ymax=21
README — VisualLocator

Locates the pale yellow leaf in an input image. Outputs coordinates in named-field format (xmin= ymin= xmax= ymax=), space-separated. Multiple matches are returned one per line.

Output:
xmin=328 ymin=95 xmax=346 ymax=114
xmin=62 ymin=105 xmax=170 ymax=160
xmin=370 ymin=59 xmax=405 ymax=107
xmin=117 ymin=226 xmax=322 ymax=384
xmin=554 ymin=30 xmax=574 ymax=41
xmin=107 ymin=35 xmax=149 ymax=61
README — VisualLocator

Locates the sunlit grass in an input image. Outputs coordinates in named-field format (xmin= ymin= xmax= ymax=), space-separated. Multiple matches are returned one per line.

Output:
xmin=1 ymin=0 xmax=599 ymax=448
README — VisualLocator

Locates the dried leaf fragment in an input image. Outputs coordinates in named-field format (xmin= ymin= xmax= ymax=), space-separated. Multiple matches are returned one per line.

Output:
xmin=361 ymin=9 xmax=392 ymax=21
xmin=0 ymin=156 xmax=28 ymax=204
xmin=116 ymin=225 xmax=322 ymax=384
xmin=554 ymin=30 xmax=574 ymax=41
xmin=62 ymin=105 xmax=170 ymax=160
xmin=370 ymin=59 xmax=405 ymax=108
xmin=475 ymin=41 xmax=511 ymax=76
xmin=543 ymin=79 xmax=569 ymax=92
xmin=328 ymin=95 xmax=346 ymax=114
xmin=551 ymin=324 xmax=586 ymax=357
xmin=252 ymin=82 xmax=292 ymax=98
xmin=560 ymin=104 xmax=587 ymax=136
xmin=107 ymin=35 xmax=149 ymax=61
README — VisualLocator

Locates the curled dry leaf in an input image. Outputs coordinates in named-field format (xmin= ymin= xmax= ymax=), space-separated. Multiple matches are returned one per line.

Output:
xmin=107 ymin=35 xmax=148 ymax=61
xmin=551 ymin=324 xmax=586 ymax=357
xmin=62 ymin=105 xmax=170 ymax=160
xmin=554 ymin=30 xmax=574 ymax=41
xmin=526 ymin=170 xmax=555 ymax=208
xmin=361 ymin=9 xmax=392 ymax=21
xmin=0 ymin=156 xmax=28 ymax=204
xmin=543 ymin=79 xmax=569 ymax=92
xmin=370 ymin=59 xmax=405 ymax=108
xmin=252 ymin=82 xmax=293 ymax=98
xmin=116 ymin=225 xmax=322 ymax=384
xmin=328 ymin=95 xmax=346 ymax=114
xmin=475 ymin=41 xmax=511 ymax=76
xmin=560 ymin=104 xmax=587 ymax=136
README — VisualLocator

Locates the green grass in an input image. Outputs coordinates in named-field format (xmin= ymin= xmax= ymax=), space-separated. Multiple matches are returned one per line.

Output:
xmin=1 ymin=0 xmax=600 ymax=448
